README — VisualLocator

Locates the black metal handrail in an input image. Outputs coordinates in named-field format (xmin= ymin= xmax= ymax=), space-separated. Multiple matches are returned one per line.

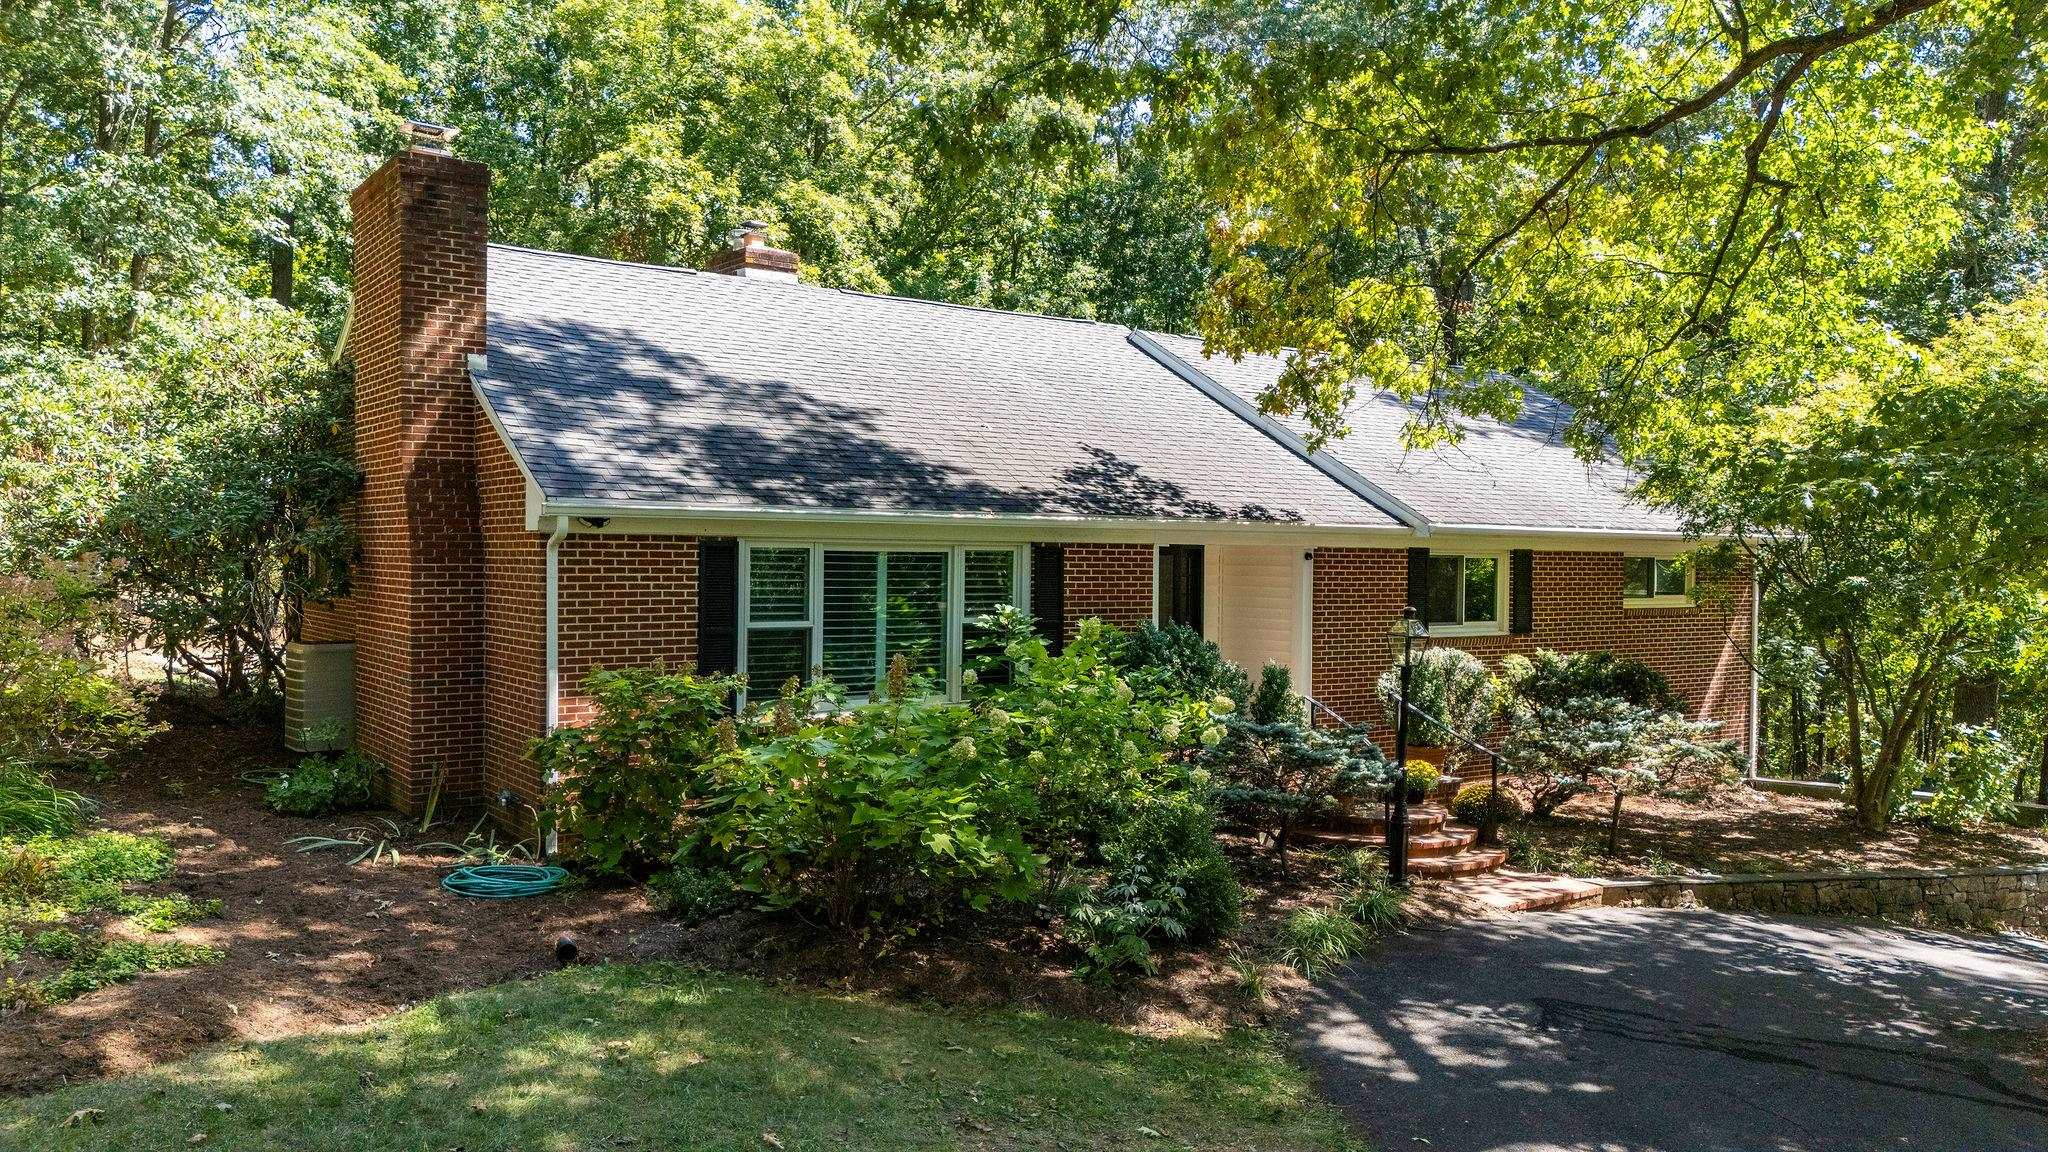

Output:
xmin=1398 ymin=698 xmax=1517 ymax=776
xmin=1392 ymin=698 xmax=1513 ymax=851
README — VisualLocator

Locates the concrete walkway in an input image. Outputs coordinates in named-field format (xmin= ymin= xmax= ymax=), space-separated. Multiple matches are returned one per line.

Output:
xmin=1293 ymin=907 xmax=2048 ymax=1151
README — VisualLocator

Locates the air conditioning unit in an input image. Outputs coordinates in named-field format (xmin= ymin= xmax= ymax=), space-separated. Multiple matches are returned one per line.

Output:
xmin=285 ymin=641 xmax=355 ymax=752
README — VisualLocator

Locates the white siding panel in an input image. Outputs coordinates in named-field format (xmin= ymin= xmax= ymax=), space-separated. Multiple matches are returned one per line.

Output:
xmin=1209 ymin=544 xmax=1305 ymax=689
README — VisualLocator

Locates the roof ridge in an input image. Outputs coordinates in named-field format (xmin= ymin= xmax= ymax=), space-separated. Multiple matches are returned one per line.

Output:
xmin=489 ymin=242 xmax=703 ymax=278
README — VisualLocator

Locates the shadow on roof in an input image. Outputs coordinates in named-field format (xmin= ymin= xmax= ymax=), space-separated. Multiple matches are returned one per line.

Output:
xmin=483 ymin=313 xmax=1304 ymax=523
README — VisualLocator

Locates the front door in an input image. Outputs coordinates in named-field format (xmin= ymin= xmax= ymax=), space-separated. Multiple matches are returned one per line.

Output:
xmin=1158 ymin=545 xmax=1205 ymax=634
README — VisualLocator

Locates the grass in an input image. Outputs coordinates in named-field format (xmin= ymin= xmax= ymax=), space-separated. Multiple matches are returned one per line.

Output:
xmin=0 ymin=830 xmax=221 ymax=1001
xmin=2 ymin=964 xmax=1365 ymax=1151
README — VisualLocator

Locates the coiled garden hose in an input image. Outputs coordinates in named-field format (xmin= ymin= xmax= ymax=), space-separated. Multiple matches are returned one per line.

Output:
xmin=441 ymin=863 xmax=568 ymax=898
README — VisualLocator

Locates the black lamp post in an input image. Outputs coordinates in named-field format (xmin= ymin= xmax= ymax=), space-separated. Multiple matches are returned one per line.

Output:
xmin=1387 ymin=606 xmax=1429 ymax=885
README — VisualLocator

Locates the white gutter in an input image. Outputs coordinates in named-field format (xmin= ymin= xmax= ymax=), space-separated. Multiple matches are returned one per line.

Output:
xmin=1125 ymin=330 xmax=1432 ymax=534
xmin=1748 ymin=574 xmax=1762 ymax=779
xmin=543 ymin=515 xmax=570 ymax=731
xmin=541 ymin=514 xmax=569 ymax=857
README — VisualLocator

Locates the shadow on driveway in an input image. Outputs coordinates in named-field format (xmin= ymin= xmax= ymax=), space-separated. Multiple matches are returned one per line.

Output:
xmin=1293 ymin=907 xmax=2048 ymax=1151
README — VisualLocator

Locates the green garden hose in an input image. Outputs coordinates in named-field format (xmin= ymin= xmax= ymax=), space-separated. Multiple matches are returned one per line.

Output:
xmin=441 ymin=863 xmax=568 ymax=898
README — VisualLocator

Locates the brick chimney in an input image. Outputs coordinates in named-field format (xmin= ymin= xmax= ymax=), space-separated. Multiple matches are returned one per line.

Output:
xmin=345 ymin=120 xmax=491 ymax=812
xmin=705 ymin=220 xmax=799 ymax=281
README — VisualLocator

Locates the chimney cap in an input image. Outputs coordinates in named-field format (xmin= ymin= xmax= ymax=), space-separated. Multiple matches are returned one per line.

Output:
xmin=402 ymin=119 xmax=461 ymax=153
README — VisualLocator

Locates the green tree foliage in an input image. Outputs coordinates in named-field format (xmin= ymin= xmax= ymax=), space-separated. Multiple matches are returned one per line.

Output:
xmin=1650 ymin=291 xmax=2048 ymax=829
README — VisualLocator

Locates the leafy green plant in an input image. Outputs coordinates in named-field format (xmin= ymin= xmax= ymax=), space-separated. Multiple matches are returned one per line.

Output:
xmin=1112 ymin=619 xmax=1252 ymax=709
xmin=1911 ymin=725 xmax=2021 ymax=830
xmin=1376 ymin=647 xmax=1498 ymax=773
xmin=0 ymin=586 xmax=156 ymax=775
xmin=701 ymin=656 xmax=1039 ymax=929
xmin=1274 ymin=908 xmax=1365 ymax=977
xmin=534 ymin=666 xmax=745 ymax=877
xmin=0 ymin=767 xmax=94 ymax=837
xmin=265 ymin=749 xmax=377 ymax=816
xmin=1450 ymin=782 xmax=1524 ymax=843
xmin=647 ymin=864 xmax=741 ymax=924
xmin=27 ymin=938 xmax=224 ymax=1004
xmin=1060 ymin=796 xmax=1243 ymax=982
xmin=1203 ymin=664 xmax=1389 ymax=866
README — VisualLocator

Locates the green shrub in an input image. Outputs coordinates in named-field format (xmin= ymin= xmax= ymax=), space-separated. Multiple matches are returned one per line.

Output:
xmin=0 ymin=766 xmax=93 ymax=837
xmin=701 ymin=657 xmax=1039 ymax=929
xmin=1113 ymin=619 xmax=1252 ymax=710
xmin=647 ymin=864 xmax=741 ymax=923
xmin=1108 ymin=798 xmax=1242 ymax=942
xmin=1911 ymin=725 xmax=2021 ymax=830
xmin=0 ymin=586 xmax=156 ymax=774
xmin=1247 ymin=663 xmax=1299 ymax=725
xmin=1450 ymin=781 xmax=1524 ymax=833
xmin=534 ymin=665 xmax=746 ymax=877
xmin=1062 ymin=796 xmax=1243 ymax=978
xmin=30 ymin=927 xmax=80 ymax=960
xmin=1500 ymin=649 xmax=1681 ymax=712
xmin=265 ymin=749 xmax=377 ymax=816
xmin=1376 ymin=647 xmax=1498 ymax=773
xmin=1274 ymin=908 xmax=1365 ymax=977
xmin=1336 ymin=876 xmax=1407 ymax=932
xmin=1203 ymin=663 xmax=1390 ymax=865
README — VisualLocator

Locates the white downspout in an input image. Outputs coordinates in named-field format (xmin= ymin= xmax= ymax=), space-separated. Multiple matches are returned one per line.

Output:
xmin=543 ymin=515 xmax=569 ymax=856
xmin=1748 ymin=572 xmax=1762 ymax=779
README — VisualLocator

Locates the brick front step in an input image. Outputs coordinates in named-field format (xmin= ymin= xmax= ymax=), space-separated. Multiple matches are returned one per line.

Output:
xmin=1407 ymin=847 xmax=1510 ymax=879
xmin=1322 ymin=825 xmax=1479 ymax=858
xmin=1424 ymin=871 xmax=1606 ymax=916
xmin=1327 ymin=804 xmax=1449 ymax=835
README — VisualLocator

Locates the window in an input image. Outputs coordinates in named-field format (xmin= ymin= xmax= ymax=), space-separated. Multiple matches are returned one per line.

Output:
xmin=741 ymin=543 xmax=1025 ymax=702
xmin=743 ymin=547 xmax=812 ymax=693
xmin=1422 ymin=554 xmax=1502 ymax=631
xmin=1623 ymin=557 xmax=1690 ymax=604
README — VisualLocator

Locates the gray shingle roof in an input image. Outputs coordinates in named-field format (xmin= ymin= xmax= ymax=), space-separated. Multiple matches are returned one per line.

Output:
xmin=1139 ymin=333 xmax=1681 ymax=535
xmin=474 ymin=245 xmax=1401 ymax=528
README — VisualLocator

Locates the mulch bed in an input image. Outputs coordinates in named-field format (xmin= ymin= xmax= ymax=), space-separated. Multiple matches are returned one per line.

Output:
xmin=0 ymin=704 xmax=1358 ymax=1095
xmin=1521 ymin=784 xmax=2048 ymax=878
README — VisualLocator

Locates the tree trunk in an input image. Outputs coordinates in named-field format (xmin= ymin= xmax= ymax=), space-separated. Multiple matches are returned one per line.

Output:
xmin=2036 ymin=734 xmax=2047 ymax=807
xmin=1606 ymin=786 xmax=1625 ymax=854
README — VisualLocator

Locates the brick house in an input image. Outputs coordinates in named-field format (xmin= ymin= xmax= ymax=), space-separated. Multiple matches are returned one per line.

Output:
xmin=298 ymin=129 xmax=1756 ymax=817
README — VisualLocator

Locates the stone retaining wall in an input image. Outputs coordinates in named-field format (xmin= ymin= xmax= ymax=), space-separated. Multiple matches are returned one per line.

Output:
xmin=1598 ymin=865 xmax=2048 ymax=933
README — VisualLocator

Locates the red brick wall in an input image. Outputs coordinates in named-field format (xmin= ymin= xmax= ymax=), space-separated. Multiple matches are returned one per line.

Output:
xmin=347 ymin=147 xmax=491 ymax=811
xmin=556 ymin=536 xmax=699 ymax=732
xmin=1062 ymin=543 xmax=1155 ymax=640
xmin=479 ymin=422 xmax=544 ymax=811
xmin=1311 ymin=547 xmax=1753 ymax=757
xmin=298 ymin=600 xmax=355 ymax=644
xmin=475 ymin=422 xmax=703 ymax=809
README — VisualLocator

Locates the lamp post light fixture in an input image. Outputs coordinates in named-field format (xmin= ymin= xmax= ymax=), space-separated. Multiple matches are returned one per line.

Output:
xmin=1386 ymin=606 xmax=1430 ymax=885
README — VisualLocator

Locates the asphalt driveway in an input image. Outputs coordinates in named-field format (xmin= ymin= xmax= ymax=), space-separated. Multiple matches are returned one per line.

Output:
xmin=1293 ymin=907 xmax=2048 ymax=1151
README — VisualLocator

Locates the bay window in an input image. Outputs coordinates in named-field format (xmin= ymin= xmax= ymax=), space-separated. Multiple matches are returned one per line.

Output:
xmin=740 ymin=543 xmax=1026 ymax=702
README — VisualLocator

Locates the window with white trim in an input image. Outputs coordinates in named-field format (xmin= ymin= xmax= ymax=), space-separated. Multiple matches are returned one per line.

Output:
xmin=1622 ymin=556 xmax=1691 ymax=605
xmin=740 ymin=543 xmax=1025 ymax=702
xmin=1421 ymin=553 xmax=1503 ymax=632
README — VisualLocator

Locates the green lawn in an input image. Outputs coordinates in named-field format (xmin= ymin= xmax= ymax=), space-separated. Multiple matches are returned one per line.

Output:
xmin=4 ymin=964 xmax=1364 ymax=1151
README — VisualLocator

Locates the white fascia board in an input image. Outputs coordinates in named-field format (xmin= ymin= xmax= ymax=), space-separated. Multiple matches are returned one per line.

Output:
xmin=532 ymin=500 xmax=1413 ymax=545
xmin=466 ymin=372 xmax=552 ymax=532
xmin=1124 ymin=329 xmax=1432 ymax=534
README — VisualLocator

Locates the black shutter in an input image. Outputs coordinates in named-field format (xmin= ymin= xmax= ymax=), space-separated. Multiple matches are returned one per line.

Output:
xmin=697 ymin=537 xmax=739 ymax=675
xmin=1405 ymin=547 xmax=1430 ymax=617
xmin=1030 ymin=543 xmax=1065 ymax=656
xmin=1158 ymin=545 xmax=1205 ymax=634
xmin=1510 ymin=549 xmax=1535 ymax=635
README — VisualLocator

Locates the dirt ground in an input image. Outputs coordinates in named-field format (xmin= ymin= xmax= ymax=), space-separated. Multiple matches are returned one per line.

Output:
xmin=1524 ymin=782 xmax=2048 ymax=877
xmin=0 ymin=708 xmax=1340 ymax=1094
